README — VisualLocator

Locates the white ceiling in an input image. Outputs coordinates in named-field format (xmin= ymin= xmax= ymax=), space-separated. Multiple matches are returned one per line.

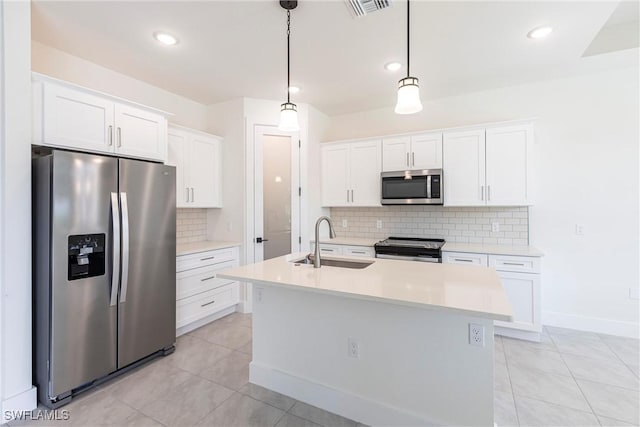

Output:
xmin=31 ymin=1 xmax=637 ymax=116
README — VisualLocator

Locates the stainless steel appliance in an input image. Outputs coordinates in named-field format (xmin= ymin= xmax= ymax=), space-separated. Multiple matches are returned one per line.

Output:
xmin=32 ymin=150 xmax=176 ymax=408
xmin=374 ymin=237 xmax=445 ymax=262
xmin=381 ymin=169 xmax=443 ymax=205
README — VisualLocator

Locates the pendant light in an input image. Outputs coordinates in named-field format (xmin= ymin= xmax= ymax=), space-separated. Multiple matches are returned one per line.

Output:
xmin=278 ymin=0 xmax=300 ymax=131
xmin=394 ymin=0 xmax=423 ymax=115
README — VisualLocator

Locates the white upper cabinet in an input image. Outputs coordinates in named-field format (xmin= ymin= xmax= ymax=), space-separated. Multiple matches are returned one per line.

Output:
xmin=167 ymin=125 xmax=222 ymax=208
xmin=321 ymin=140 xmax=381 ymax=207
xmin=485 ymin=124 xmax=533 ymax=206
xmin=33 ymin=73 xmax=169 ymax=162
xmin=382 ymin=132 xmax=442 ymax=172
xmin=443 ymin=123 xmax=532 ymax=207
xmin=443 ymin=129 xmax=486 ymax=206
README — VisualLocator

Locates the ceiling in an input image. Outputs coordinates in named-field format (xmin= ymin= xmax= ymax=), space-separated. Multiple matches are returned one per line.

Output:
xmin=31 ymin=1 xmax=638 ymax=116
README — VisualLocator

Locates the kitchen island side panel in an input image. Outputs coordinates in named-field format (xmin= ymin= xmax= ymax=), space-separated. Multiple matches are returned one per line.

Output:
xmin=250 ymin=284 xmax=494 ymax=426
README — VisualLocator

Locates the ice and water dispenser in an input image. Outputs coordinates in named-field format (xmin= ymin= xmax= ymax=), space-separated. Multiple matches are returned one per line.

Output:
xmin=68 ymin=234 xmax=106 ymax=280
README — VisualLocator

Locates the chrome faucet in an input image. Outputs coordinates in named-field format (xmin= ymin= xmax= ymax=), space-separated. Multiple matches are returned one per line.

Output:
xmin=313 ymin=216 xmax=337 ymax=268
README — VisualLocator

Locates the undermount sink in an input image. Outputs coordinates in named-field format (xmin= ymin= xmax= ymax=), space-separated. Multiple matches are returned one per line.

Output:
xmin=291 ymin=255 xmax=374 ymax=269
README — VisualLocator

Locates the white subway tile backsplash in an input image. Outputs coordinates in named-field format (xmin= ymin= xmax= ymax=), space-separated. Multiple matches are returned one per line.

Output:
xmin=176 ymin=208 xmax=207 ymax=245
xmin=329 ymin=206 xmax=529 ymax=245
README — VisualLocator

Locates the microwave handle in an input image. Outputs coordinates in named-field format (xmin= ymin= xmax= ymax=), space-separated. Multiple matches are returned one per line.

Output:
xmin=427 ymin=175 xmax=432 ymax=199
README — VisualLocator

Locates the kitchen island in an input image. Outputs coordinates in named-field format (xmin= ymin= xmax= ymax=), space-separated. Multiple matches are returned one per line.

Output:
xmin=219 ymin=253 xmax=512 ymax=426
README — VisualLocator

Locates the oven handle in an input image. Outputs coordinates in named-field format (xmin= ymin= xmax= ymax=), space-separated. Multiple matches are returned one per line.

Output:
xmin=376 ymin=253 xmax=440 ymax=263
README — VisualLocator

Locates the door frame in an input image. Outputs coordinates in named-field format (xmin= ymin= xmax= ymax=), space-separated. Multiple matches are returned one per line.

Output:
xmin=252 ymin=125 xmax=301 ymax=264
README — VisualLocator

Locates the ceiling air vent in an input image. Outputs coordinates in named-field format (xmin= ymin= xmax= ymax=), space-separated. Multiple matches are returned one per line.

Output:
xmin=345 ymin=0 xmax=392 ymax=18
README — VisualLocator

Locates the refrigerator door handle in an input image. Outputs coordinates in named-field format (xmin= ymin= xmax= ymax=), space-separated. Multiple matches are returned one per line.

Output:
xmin=110 ymin=192 xmax=120 ymax=306
xmin=119 ymin=192 xmax=130 ymax=303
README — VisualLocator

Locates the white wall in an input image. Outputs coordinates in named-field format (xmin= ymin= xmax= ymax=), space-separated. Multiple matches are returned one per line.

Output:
xmin=0 ymin=0 xmax=38 ymax=417
xmin=31 ymin=41 xmax=209 ymax=131
xmin=325 ymin=59 xmax=640 ymax=337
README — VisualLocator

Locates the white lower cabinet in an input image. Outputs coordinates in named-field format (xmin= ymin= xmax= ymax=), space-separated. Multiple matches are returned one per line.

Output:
xmin=176 ymin=246 xmax=240 ymax=335
xmin=442 ymin=251 xmax=542 ymax=341
xmin=309 ymin=242 xmax=375 ymax=258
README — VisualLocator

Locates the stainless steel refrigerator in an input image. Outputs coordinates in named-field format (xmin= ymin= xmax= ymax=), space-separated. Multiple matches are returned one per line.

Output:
xmin=33 ymin=149 xmax=176 ymax=408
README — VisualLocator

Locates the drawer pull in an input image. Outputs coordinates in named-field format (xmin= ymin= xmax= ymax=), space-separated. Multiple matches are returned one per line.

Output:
xmin=503 ymin=262 xmax=525 ymax=266
xmin=351 ymin=251 xmax=366 ymax=254
xmin=200 ymin=276 xmax=216 ymax=282
xmin=200 ymin=256 xmax=216 ymax=261
xmin=321 ymin=249 xmax=333 ymax=252
xmin=201 ymin=300 xmax=216 ymax=307
xmin=454 ymin=258 xmax=473 ymax=262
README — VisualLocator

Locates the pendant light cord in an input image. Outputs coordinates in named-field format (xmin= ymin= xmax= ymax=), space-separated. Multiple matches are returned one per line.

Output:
xmin=406 ymin=0 xmax=410 ymax=78
xmin=287 ymin=9 xmax=291 ymax=103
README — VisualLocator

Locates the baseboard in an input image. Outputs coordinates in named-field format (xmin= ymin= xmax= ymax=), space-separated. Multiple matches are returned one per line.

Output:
xmin=250 ymin=362 xmax=440 ymax=426
xmin=495 ymin=326 xmax=541 ymax=342
xmin=543 ymin=310 xmax=639 ymax=338
xmin=176 ymin=305 xmax=237 ymax=336
xmin=2 ymin=386 xmax=37 ymax=422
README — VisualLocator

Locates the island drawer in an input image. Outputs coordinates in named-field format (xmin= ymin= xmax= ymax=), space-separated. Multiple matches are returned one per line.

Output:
xmin=176 ymin=282 xmax=239 ymax=329
xmin=442 ymin=251 xmax=488 ymax=267
xmin=177 ymin=247 xmax=238 ymax=272
xmin=489 ymin=255 xmax=540 ymax=274
xmin=177 ymin=261 xmax=236 ymax=300
xmin=317 ymin=244 xmax=342 ymax=255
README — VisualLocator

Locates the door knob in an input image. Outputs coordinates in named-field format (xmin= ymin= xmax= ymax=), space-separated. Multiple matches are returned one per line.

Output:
xmin=256 ymin=237 xmax=269 ymax=243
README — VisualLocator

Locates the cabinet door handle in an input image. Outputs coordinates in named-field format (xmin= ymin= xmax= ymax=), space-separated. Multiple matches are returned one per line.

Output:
xmin=454 ymin=258 xmax=473 ymax=263
xmin=480 ymin=185 xmax=484 ymax=201
xmin=191 ymin=188 xmax=194 ymax=203
xmin=117 ymin=127 xmax=122 ymax=147
xmin=108 ymin=125 xmax=113 ymax=146
xmin=201 ymin=300 xmax=216 ymax=307
xmin=185 ymin=188 xmax=189 ymax=203
xmin=488 ymin=185 xmax=491 ymax=201
xmin=406 ymin=152 xmax=410 ymax=166
xmin=200 ymin=276 xmax=216 ymax=281
xmin=351 ymin=189 xmax=354 ymax=203
xmin=412 ymin=152 xmax=415 ymax=166
xmin=346 ymin=190 xmax=349 ymax=203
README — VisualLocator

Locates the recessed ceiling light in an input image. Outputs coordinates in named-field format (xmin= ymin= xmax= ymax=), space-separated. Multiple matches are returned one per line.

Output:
xmin=288 ymin=86 xmax=300 ymax=94
xmin=385 ymin=62 xmax=402 ymax=72
xmin=154 ymin=32 xmax=178 ymax=46
xmin=527 ymin=26 xmax=553 ymax=39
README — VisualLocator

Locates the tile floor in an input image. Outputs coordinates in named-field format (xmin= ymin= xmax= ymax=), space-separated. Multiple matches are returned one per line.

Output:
xmin=8 ymin=313 xmax=639 ymax=427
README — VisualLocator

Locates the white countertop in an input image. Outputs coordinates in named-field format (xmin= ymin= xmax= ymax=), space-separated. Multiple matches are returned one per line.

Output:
xmin=310 ymin=237 xmax=380 ymax=247
xmin=442 ymin=242 xmax=544 ymax=257
xmin=219 ymin=253 xmax=512 ymax=321
xmin=177 ymin=240 xmax=241 ymax=256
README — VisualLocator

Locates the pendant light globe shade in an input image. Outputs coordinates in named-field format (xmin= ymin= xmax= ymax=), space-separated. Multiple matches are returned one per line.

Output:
xmin=279 ymin=102 xmax=300 ymax=131
xmin=395 ymin=77 xmax=423 ymax=114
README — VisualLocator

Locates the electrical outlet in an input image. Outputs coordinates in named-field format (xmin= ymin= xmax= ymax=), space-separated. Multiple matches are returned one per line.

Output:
xmin=342 ymin=219 xmax=348 ymax=228
xmin=575 ymin=224 xmax=584 ymax=235
xmin=347 ymin=337 xmax=360 ymax=358
xmin=469 ymin=323 xmax=485 ymax=347
xmin=256 ymin=287 xmax=263 ymax=303
xmin=491 ymin=222 xmax=500 ymax=233
xmin=376 ymin=220 xmax=383 ymax=229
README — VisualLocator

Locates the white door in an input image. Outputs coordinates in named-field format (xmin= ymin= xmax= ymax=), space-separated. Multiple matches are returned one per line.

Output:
xmin=167 ymin=128 xmax=189 ymax=208
xmin=443 ymin=129 xmax=486 ymax=206
xmin=382 ymin=136 xmax=411 ymax=172
xmin=188 ymin=135 xmax=220 ymax=208
xmin=254 ymin=126 xmax=301 ymax=263
xmin=350 ymin=140 xmax=382 ymax=206
xmin=411 ymin=132 xmax=442 ymax=169
xmin=42 ymin=84 xmax=115 ymax=153
xmin=494 ymin=271 xmax=540 ymax=332
xmin=114 ymin=103 xmax=166 ymax=161
xmin=485 ymin=125 xmax=532 ymax=206
xmin=321 ymin=144 xmax=350 ymax=207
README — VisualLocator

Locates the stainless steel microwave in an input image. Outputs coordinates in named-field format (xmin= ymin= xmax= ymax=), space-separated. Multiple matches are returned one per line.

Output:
xmin=381 ymin=169 xmax=443 ymax=205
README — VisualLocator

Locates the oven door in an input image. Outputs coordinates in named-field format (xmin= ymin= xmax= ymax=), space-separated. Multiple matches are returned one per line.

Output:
xmin=381 ymin=170 xmax=443 ymax=205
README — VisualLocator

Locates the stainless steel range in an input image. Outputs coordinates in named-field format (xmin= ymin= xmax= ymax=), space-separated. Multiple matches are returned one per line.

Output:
xmin=374 ymin=237 xmax=445 ymax=263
